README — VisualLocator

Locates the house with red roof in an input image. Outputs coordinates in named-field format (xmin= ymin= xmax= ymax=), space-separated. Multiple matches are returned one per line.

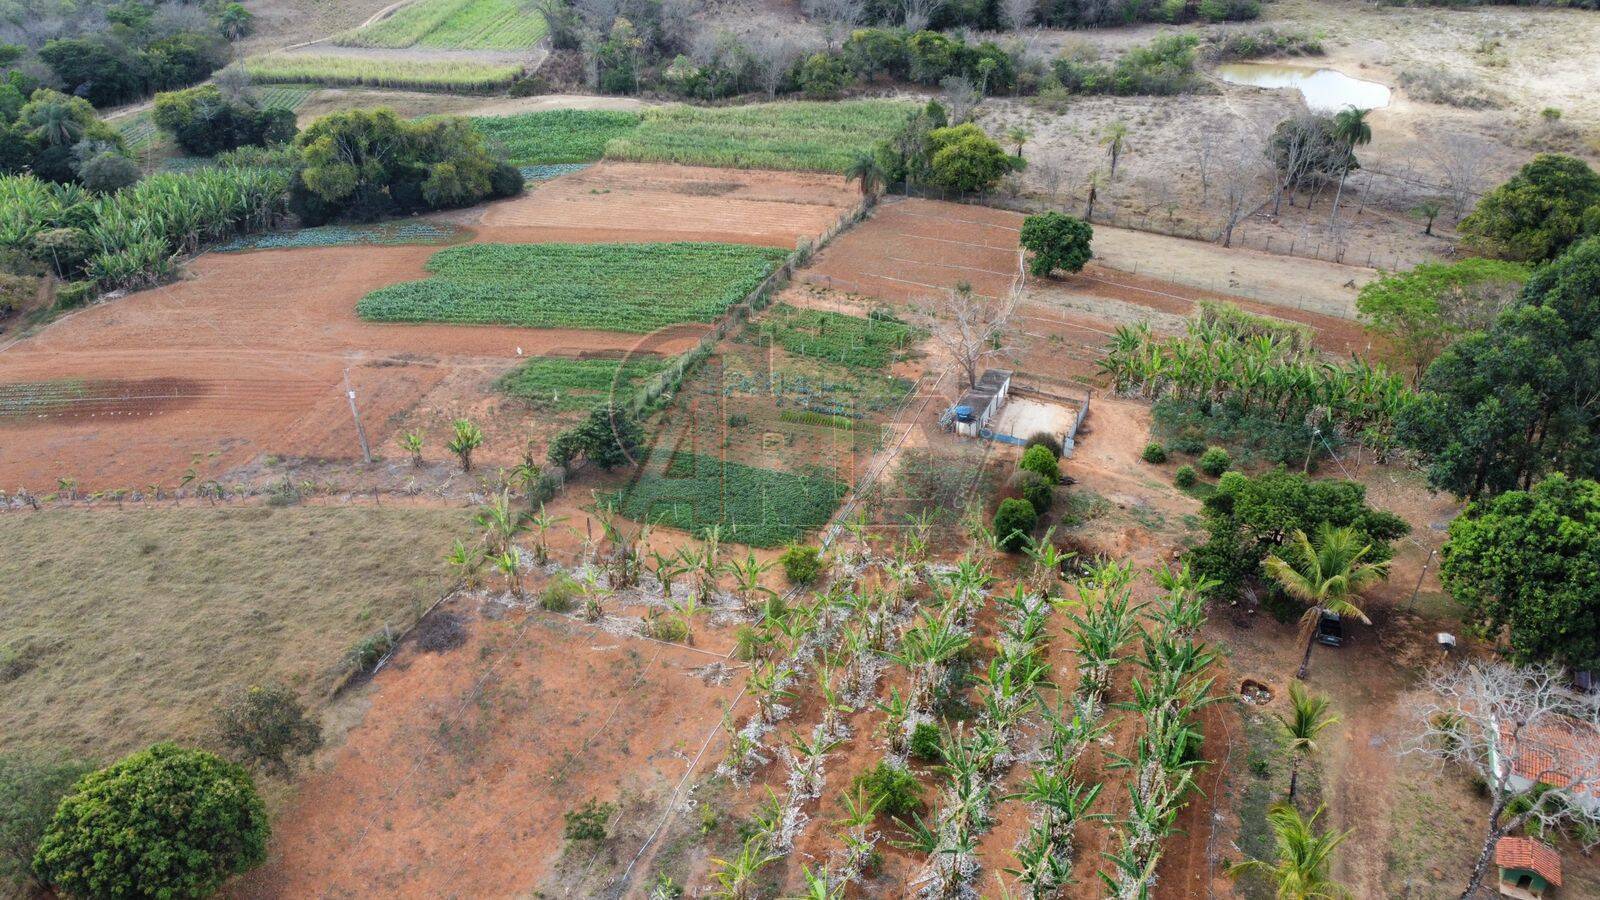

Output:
xmin=1496 ymin=837 xmax=1561 ymax=899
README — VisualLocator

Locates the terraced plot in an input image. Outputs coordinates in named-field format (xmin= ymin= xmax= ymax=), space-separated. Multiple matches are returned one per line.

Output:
xmin=356 ymin=242 xmax=789 ymax=332
xmin=604 ymin=100 xmax=916 ymax=173
xmin=335 ymin=0 xmax=546 ymax=50
xmin=473 ymin=109 xmax=643 ymax=165
xmin=245 ymin=53 xmax=524 ymax=92
xmin=496 ymin=355 xmax=672 ymax=411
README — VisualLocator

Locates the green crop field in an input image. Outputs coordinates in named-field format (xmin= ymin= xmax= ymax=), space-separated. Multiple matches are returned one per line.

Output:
xmin=496 ymin=355 xmax=672 ymax=411
xmin=473 ymin=109 xmax=644 ymax=165
xmin=613 ymin=450 xmax=847 ymax=547
xmin=257 ymin=85 xmax=315 ymax=110
xmin=604 ymin=100 xmax=917 ymax=173
xmin=335 ymin=0 xmax=546 ymax=50
xmin=245 ymin=53 xmax=523 ymax=92
xmin=357 ymin=242 xmax=789 ymax=332
xmin=756 ymin=304 xmax=919 ymax=370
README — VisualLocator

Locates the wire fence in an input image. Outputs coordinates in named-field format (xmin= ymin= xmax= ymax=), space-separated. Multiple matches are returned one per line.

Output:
xmin=888 ymin=181 xmax=1435 ymax=274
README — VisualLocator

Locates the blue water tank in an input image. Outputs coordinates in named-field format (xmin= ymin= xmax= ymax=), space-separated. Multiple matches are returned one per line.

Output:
xmin=954 ymin=405 xmax=975 ymax=422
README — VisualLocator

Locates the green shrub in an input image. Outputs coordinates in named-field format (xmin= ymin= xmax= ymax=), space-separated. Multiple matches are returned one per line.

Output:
xmin=1174 ymin=465 xmax=1198 ymax=489
xmin=33 ymin=744 xmax=269 ymax=899
xmin=1142 ymin=442 xmax=1168 ymax=464
xmin=642 ymin=611 xmax=689 ymax=642
xmin=780 ymin=544 xmax=825 ymax=584
xmin=1018 ymin=444 xmax=1060 ymax=484
xmin=928 ymin=123 xmax=1012 ymax=194
xmin=733 ymin=624 xmax=769 ymax=661
xmin=1024 ymin=432 xmax=1063 ymax=457
xmin=214 ymin=684 xmax=323 ymax=776
xmin=1019 ymin=211 xmax=1093 ymax=277
xmin=909 ymin=722 xmax=942 ymax=762
xmin=850 ymin=760 xmax=922 ymax=818
xmin=1019 ymin=470 xmax=1054 ymax=516
xmin=540 ymin=573 xmax=582 ymax=612
xmin=993 ymin=498 xmax=1038 ymax=552
xmin=1199 ymin=446 xmax=1232 ymax=477
xmin=346 ymin=631 xmax=393 ymax=672
xmin=563 ymin=797 xmax=615 ymax=841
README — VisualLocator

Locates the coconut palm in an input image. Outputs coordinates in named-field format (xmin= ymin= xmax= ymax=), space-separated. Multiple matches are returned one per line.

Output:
xmin=1263 ymin=524 xmax=1390 ymax=679
xmin=1100 ymin=121 xmax=1131 ymax=179
xmin=845 ymin=151 xmax=886 ymax=201
xmin=1227 ymin=804 xmax=1351 ymax=899
xmin=24 ymin=96 xmax=86 ymax=149
xmin=446 ymin=418 xmax=483 ymax=472
xmin=1275 ymin=681 xmax=1340 ymax=799
xmin=1328 ymin=105 xmax=1372 ymax=225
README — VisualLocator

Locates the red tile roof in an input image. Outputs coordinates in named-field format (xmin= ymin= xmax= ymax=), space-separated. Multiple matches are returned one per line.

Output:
xmin=1496 ymin=837 xmax=1562 ymax=886
xmin=1504 ymin=716 xmax=1600 ymax=798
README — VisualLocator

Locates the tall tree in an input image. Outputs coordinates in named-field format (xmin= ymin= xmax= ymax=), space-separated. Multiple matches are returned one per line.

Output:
xmin=1262 ymin=524 xmax=1391 ymax=679
xmin=1397 ymin=236 xmax=1600 ymax=498
xmin=1355 ymin=258 xmax=1528 ymax=384
xmin=1459 ymin=153 xmax=1600 ymax=262
xmin=1327 ymin=105 xmax=1372 ymax=226
xmin=1101 ymin=120 xmax=1131 ymax=179
xmin=1441 ymin=474 xmax=1600 ymax=670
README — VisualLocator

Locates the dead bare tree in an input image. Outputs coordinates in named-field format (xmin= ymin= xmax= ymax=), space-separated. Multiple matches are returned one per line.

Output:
xmin=1405 ymin=662 xmax=1600 ymax=900
xmin=803 ymin=0 xmax=865 ymax=40
xmin=940 ymin=75 xmax=980 ymax=123
xmin=1214 ymin=133 xmax=1266 ymax=248
xmin=1431 ymin=132 xmax=1491 ymax=223
xmin=1269 ymin=114 xmax=1337 ymax=216
xmin=1196 ymin=130 xmax=1216 ymax=205
xmin=899 ymin=0 xmax=943 ymax=32
xmin=749 ymin=33 xmax=808 ymax=100
xmin=1000 ymin=0 xmax=1036 ymax=29
xmin=934 ymin=282 xmax=1012 ymax=389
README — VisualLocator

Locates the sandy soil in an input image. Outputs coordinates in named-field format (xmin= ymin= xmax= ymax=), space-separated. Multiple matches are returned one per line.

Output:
xmin=232 ymin=596 xmax=743 ymax=899
xmin=0 ymin=164 xmax=856 ymax=492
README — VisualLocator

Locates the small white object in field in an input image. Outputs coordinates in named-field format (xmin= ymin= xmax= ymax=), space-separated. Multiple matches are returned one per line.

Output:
xmin=1437 ymin=632 xmax=1457 ymax=650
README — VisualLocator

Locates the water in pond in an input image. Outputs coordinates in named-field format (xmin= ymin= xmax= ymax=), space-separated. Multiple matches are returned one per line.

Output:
xmin=1216 ymin=62 xmax=1391 ymax=113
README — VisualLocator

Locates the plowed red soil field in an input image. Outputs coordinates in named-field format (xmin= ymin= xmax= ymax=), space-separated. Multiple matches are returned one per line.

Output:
xmin=0 ymin=165 xmax=857 ymax=491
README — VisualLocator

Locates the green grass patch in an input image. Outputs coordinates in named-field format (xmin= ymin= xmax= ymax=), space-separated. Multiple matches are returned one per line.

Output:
xmin=473 ymin=109 xmax=644 ymax=166
xmin=215 ymin=221 xmax=468 ymax=252
xmin=778 ymin=408 xmax=853 ymax=430
xmin=755 ymin=303 xmax=917 ymax=370
xmin=604 ymin=100 xmax=917 ymax=173
xmin=245 ymin=53 xmax=523 ymax=92
xmin=613 ymin=450 xmax=847 ymax=547
xmin=115 ymin=113 xmax=159 ymax=153
xmin=356 ymin=242 xmax=789 ymax=332
xmin=256 ymin=85 xmax=315 ymax=110
xmin=335 ymin=0 xmax=547 ymax=50
xmin=496 ymin=355 xmax=672 ymax=412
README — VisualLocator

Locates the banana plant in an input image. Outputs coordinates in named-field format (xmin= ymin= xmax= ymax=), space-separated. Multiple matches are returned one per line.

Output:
xmin=1062 ymin=585 xmax=1143 ymax=704
xmin=729 ymin=550 xmax=776 ymax=615
xmin=648 ymin=548 xmax=686 ymax=601
xmin=526 ymin=503 xmax=564 ymax=565
xmin=889 ymin=611 xmax=970 ymax=713
xmin=1022 ymin=529 xmax=1073 ymax=595
xmin=749 ymin=661 xmax=796 ymax=723
xmin=873 ymin=687 xmax=911 ymax=754
xmin=784 ymin=866 xmax=842 ymax=900
xmin=1004 ymin=825 xmax=1073 ymax=899
xmin=475 ymin=489 xmax=527 ymax=557
xmin=493 ymin=549 xmax=522 ymax=599
xmin=708 ymin=835 xmax=781 ymax=900
xmin=445 ymin=540 xmax=486 ymax=589
xmin=786 ymin=728 xmax=842 ymax=798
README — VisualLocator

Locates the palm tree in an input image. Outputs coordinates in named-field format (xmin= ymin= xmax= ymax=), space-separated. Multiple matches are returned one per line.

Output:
xmin=845 ymin=151 xmax=886 ymax=202
xmin=1274 ymin=681 xmax=1340 ymax=799
xmin=1327 ymin=105 xmax=1372 ymax=225
xmin=446 ymin=418 xmax=484 ymax=472
xmin=1006 ymin=125 xmax=1032 ymax=160
xmin=24 ymin=97 xmax=85 ymax=149
xmin=1262 ymin=524 xmax=1390 ymax=679
xmin=1227 ymin=804 xmax=1351 ymax=899
xmin=1100 ymin=121 xmax=1131 ymax=179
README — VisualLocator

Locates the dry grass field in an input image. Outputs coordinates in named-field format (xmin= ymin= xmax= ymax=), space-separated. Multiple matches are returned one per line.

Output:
xmin=0 ymin=505 xmax=467 ymax=760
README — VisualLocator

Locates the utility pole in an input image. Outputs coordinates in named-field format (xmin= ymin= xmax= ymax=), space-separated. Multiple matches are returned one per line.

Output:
xmin=1405 ymin=547 xmax=1437 ymax=611
xmin=343 ymin=371 xmax=372 ymax=463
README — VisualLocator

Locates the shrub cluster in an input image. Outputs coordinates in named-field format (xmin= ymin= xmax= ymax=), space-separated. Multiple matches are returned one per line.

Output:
xmin=153 ymin=85 xmax=297 ymax=156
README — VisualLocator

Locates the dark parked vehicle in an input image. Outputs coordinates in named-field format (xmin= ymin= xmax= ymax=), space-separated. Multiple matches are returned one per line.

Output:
xmin=1316 ymin=611 xmax=1345 ymax=647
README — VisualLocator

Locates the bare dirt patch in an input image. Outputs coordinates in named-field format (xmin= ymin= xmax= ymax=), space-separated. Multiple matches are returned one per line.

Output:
xmin=234 ymin=599 xmax=742 ymax=899
xmin=477 ymin=161 xmax=860 ymax=248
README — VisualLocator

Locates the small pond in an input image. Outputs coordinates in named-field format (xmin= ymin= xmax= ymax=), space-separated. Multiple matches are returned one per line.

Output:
xmin=1216 ymin=62 xmax=1392 ymax=113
